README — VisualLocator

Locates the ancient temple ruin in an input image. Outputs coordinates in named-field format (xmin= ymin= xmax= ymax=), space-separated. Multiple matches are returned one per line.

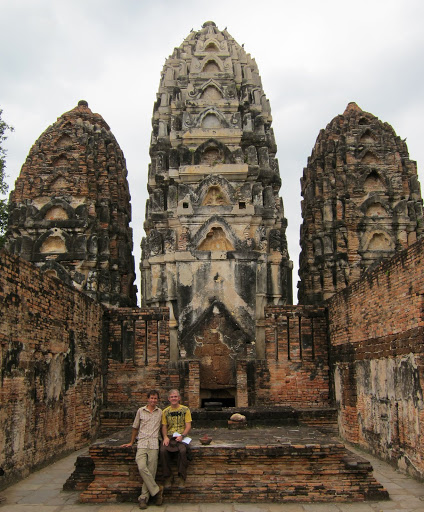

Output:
xmin=6 ymin=100 xmax=137 ymax=307
xmin=2 ymin=20 xmax=424 ymax=499
xmin=141 ymin=21 xmax=292 ymax=384
xmin=298 ymin=102 xmax=423 ymax=304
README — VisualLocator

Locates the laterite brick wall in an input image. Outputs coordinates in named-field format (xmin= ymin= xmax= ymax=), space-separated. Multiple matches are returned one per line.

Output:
xmin=258 ymin=306 xmax=330 ymax=407
xmin=328 ymin=238 xmax=424 ymax=479
xmin=105 ymin=307 xmax=183 ymax=410
xmin=79 ymin=441 xmax=388 ymax=503
xmin=0 ymin=251 xmax=104 ymax=488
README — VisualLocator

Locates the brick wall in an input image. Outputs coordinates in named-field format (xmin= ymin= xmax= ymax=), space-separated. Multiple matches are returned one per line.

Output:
xmin=0 ymin=250 xmax=104 ymax=488
xmin=328 ymin=237 xmax=424 ymax=479
xmin=105 ymin=307 xmax=184 ymax=409
xmin=257 ymin=306 xmax=330 ymax=407
xmin=78 ymin=440 xmax=388 ymax=503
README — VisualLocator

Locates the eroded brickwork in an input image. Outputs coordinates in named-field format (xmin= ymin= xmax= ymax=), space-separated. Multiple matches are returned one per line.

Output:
xmin=104 ymin=307 xmax=181 ymax=408
xmin=299 ymin=102 xmax=423 ymax=304
xmin=79 ymin=438 xmax=388 ymax=503
xmin=6 ymin=100 xmax=137 ymax=307
xmin=328 ymin=237 xmax=424 ymax=479
xmin=0 ymin=251 xmax=104 ymax=488
xmin=258 ymin=306 xmax=330 ymax=407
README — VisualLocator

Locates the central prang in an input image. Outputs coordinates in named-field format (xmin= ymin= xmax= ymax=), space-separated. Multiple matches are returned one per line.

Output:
xmin=141 ymin=21 xmax=293 ymax=407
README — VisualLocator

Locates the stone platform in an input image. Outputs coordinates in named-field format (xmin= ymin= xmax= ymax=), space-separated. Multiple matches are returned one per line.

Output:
xmin=66 ymin=425 xmax=389 ymax=504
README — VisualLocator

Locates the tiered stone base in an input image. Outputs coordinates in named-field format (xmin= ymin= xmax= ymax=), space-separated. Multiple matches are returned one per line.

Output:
xmin=68 ymin=426 xmax=389 ymax=503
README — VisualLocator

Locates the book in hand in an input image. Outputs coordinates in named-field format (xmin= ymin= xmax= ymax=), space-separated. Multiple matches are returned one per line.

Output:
xmin=173 ymin=432 xmax=192 ymax=444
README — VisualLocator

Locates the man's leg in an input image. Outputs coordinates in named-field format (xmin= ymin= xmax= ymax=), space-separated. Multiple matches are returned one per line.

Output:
xmin=136 ymin=448 xmax=160 ymax=500
xmin=159 ymin=444 xmax=172 ymax=478
xmin=176 ymin=442 xmax=188 ymax=480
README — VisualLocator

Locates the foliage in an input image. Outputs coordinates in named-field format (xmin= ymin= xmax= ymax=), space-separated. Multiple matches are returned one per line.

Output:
xmin=0 ymin=108 xmax=14 ymax=248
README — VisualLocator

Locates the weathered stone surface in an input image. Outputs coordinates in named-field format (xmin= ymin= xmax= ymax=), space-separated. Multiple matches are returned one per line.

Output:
xmin=141 ymin=22 xmax=293 ymax=407
xmin=76 ymin=426 xmax=389 ymax=503
xmin=298 ymin=102 xmax=423 ymax=304
xmin=6 ymin=100 xmax=137 ymax=307
xmin=0 ymin=251 xmax=104 ymax=489
xmin=328 ymin=237 xmax=424 ymax=480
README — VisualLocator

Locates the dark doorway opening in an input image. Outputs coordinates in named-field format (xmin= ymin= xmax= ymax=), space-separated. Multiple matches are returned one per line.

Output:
xmin=201 ymin=397 xmax=235 ymax=408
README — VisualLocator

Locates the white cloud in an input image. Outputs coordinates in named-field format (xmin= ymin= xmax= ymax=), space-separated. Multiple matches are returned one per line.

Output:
xmin=2 ymin=0 xmax=424 ymax=303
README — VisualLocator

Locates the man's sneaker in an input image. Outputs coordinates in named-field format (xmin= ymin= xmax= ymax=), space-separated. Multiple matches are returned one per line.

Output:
xmin=163 ymin=476 xmax=173 ymax=489
xmin=176 ymin=475 xmax=185 ymax=488
xmin=154 ymin=485 xmax=164 ymax=506
xmin=138 ymin=496 xmax=147 ymax=509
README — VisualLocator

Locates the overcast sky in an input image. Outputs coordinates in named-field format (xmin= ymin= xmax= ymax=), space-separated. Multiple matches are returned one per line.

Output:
xmin=1 ymin=0 xmax=424 ymax=304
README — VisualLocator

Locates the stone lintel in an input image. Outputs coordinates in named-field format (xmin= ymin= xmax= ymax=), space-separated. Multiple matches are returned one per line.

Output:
xmin=182 ymin=128 xmax=242 ymax=145
xmin=185 ymin=101 xmax=239 ymax=113
xmin=179 ymin=163 xmax=248 ymax=181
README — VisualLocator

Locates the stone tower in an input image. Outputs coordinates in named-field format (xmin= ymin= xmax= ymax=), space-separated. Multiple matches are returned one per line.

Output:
xmin=6 ymin=100 xmax=137 ymax=307
xmin=141 ymin=21 xmax=292 ymax=394
xmin=298 ymin=102 xmax=423 ymax=305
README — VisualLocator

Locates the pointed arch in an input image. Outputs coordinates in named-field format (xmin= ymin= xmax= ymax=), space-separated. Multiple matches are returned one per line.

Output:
xmin=34 ymin=229 xmax=71 ymax=255
xmin=202 ymin=56 xmax=223 ymax=73
xmin=360 ymin=230 xmax=394 ymax=253
xmin=202 ymin=113 xmax=221 ymax=128
xmin=53 ymin=155 xmax=70 ymax=168
xmin=366 ymin=233 xmax=392 ymax=252
xmin=56 ymin=134 xmax=73 ymax=148
xmin=361 ymin=151 xmax=381 ymax=165
xmin=195 ymin=108 xmax=229 ymax=129
xmin=36 ymin=198 xmax=75 ymax=221
xmin=39 ymin=261 xmax=73 ymax=286
xmin=52 ymin=176 xmax=70 ymax=190
xmin=201 ymin=85 xmax=223 ymax=101
xmin=363 ymin=170 xmax=386 ymax=193
xmin=201 ymin=146 xmax=223 ymax=165
xmin=193 ymin=138 xmax=233 ymax=165
xmin=44 ymin=206 xmax=69 ymax=220
xmin=190 ymin=216 xmax=238 ymax=251
xmin=364 ymin=203 xmax=387 ymax=218
xmin=195 ymin=174 xmax=235 ymax=205
xmin=359 ymin=129 xmax=377 ymax=144
xmin=205 ymin=41 xmax=220 ymax=52
xmin=40 ymin=235 xmax=67 ymax=254
xmin=198 ymin=227 xmax=234 ymax=251
xmin=202 ymin=186 xmax=230 ymax=206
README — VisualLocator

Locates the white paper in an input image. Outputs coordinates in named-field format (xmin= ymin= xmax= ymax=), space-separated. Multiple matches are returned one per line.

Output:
xmin=172 ymin=432 xmax=191 ymax=444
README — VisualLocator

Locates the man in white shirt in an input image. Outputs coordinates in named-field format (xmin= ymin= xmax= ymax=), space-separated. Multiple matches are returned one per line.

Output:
xmin=122 ymin=390 xmax=164 ymax=509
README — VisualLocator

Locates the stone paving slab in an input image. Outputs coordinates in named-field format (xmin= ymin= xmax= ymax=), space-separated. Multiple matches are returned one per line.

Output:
xmin=1 ymin=442 xmax=424 ymax=511
xmin=101 ymin=425 xmax=340 ymax=448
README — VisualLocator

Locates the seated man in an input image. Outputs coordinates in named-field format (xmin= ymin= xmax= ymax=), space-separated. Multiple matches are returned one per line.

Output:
xmin=160 ymin=389 xmax=192 ymax=488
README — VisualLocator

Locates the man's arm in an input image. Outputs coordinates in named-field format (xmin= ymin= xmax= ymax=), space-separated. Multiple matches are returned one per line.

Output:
xmin=162 ymin=424 xmax=170 ymax=446
xmin=121 ymin=427 xmax=138 ymax=447
xmin=174 ymin=421 xmax=191 ymax=442
xmin=182 ymin=422 xmax=192 ymax=437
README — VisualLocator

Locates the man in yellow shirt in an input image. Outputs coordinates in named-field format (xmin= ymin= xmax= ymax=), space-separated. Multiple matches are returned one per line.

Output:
xmin=160 ymin=389 xmax=192 ymax=488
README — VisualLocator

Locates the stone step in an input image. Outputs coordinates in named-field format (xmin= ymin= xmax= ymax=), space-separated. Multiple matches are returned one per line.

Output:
xmin=66 ymin=426 xmax=389 ymax=504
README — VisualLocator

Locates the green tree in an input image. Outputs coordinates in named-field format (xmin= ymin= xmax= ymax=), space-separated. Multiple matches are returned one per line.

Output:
xmin=0 ymin=108 xmax=14 ymax=248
